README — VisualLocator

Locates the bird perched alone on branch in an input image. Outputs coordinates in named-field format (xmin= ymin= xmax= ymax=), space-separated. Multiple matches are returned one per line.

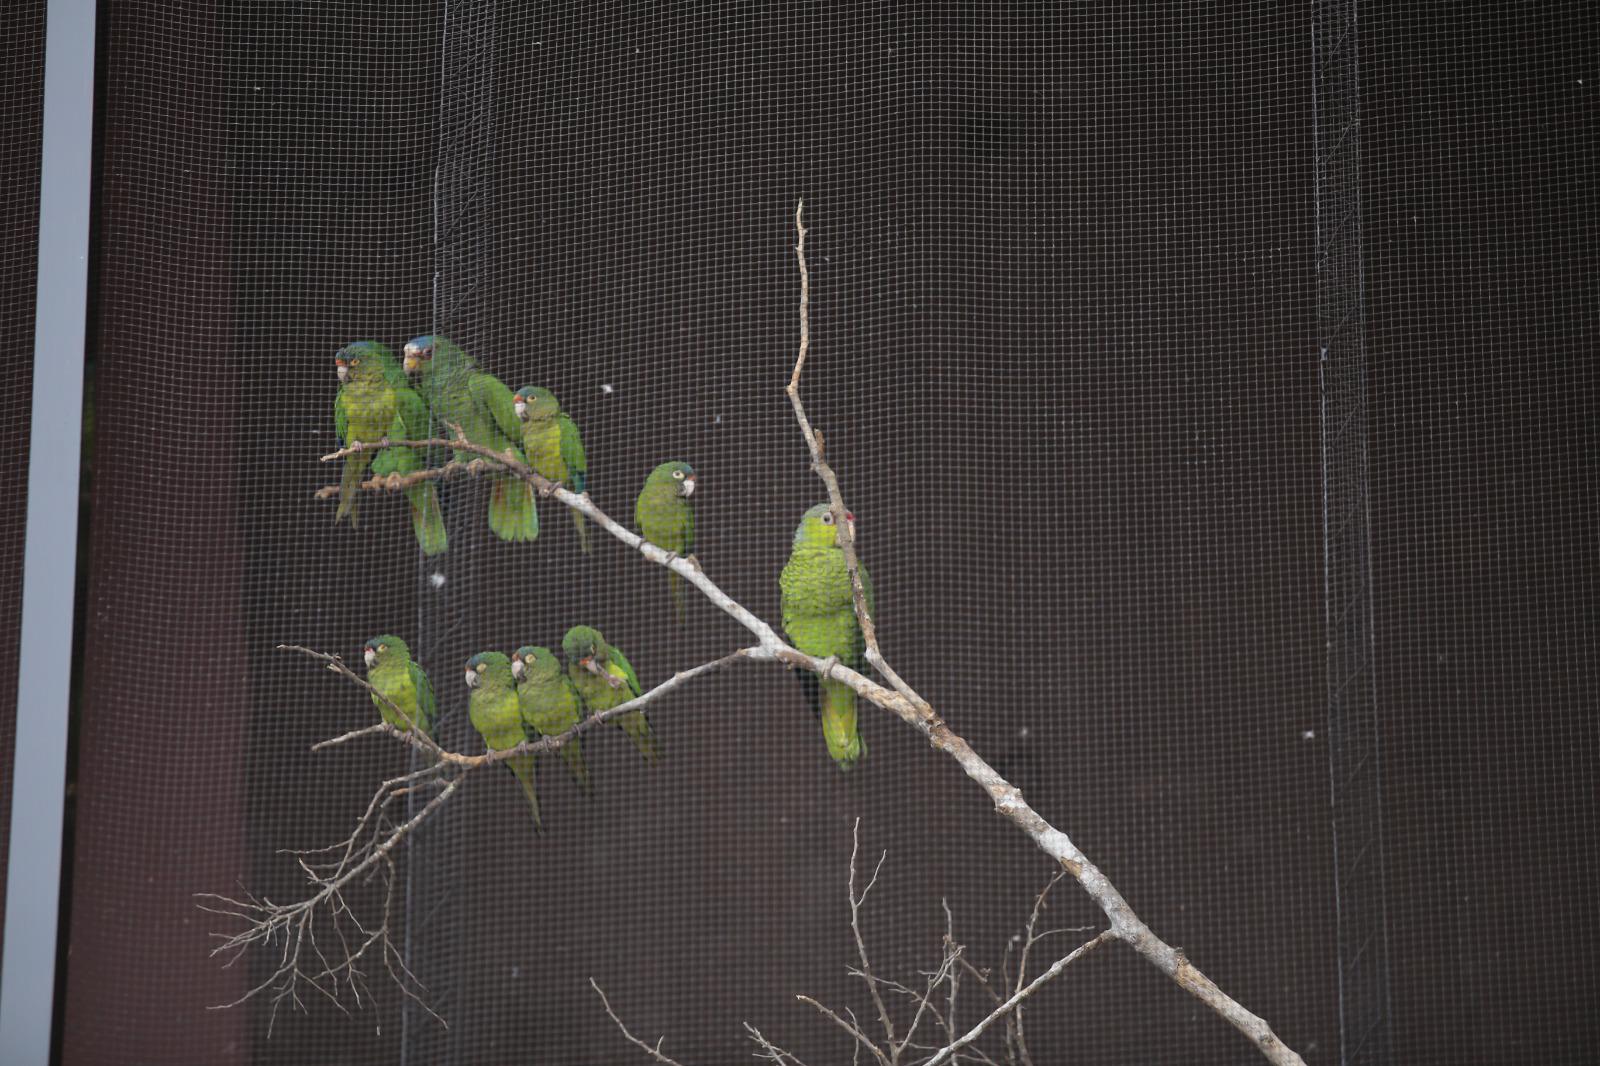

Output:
xmin=512 ymin=645 xmax=590 ymax=791
xmin=635 ymin=461 xmax=696 ymax=622
xmin=562 ymin=626 xmax=657 ymax=764
xmin=362 ymin=634 xmax=436 ymax=744
xmin=403 ymin=334 xmax=538 ymax=542
xmin=780 ymin=503 xmax=874 ymax=770
xmin=512 ymin=385 xmax=591 ymax=553
xmin=466 ymin=651 xmax=541 ymax=827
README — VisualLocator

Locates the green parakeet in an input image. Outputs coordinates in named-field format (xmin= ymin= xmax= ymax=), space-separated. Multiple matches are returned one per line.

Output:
xmin=402 ymin=335 xmax=538 ymax=542
xmin=779 ymin=503 xmax=874 ymax=771
xmin=512 ymin=386 xmax=591 ymax=553
xmin=332 ymin=343 xmax=397 ymax=527
xmin=339 ymin=341 xmax=448 ymax=556
xmin=562 ymin=626 xmax=658 ymax=764
xmin=511 ymin=645 xmax=590 ymax=790
xmin=362 ymin=634 xmax=436 ymax=742
xmin=635 ymin=461 xmax=696 ymax=623
xmin=465 ymin=651 xmax=541 ymax=827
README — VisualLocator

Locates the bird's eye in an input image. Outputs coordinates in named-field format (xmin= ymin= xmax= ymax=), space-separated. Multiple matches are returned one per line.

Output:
xmin=350 ymin=357 xmax=360 ymax=366
xmin=377 ymin=644 xmax=386 ymax=653
xmin=673 ymin=470 xmax=684 ymax=479
xmin=476 ymin=663 xmax=486 ymax=673
xmin=821 ymin=512 xmax=834 ymax=525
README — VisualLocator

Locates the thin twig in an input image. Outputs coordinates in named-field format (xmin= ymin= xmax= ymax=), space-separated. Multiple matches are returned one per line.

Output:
xmin=848 ymin=819 xmax=897 ymax=1055
xmin=924 ymin=931 xmax=1114 ymax=1066
xmin=592 ymin=979 xmax=689 ymax=1066
xmin=797 ymin=995 xmax=893 ymax=1066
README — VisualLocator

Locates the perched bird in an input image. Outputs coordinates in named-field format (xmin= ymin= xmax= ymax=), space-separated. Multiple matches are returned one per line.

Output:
xmin=512 ymin=386 xmax=591 ymax=553
xmin=465 ymin=651 xmax=541 ymax=827
xmin=362 ymin=634 xmax=436 ymax=743
xmin=512 ymin=645 xmax=590 ymax=790
xmin=402 ymin=335 xmax=538 ymax=542
xmin=779 ymin=503 xmax=875 ymax=771
xmin=351 ymin=341 xmax=447 ymax=556
xmin=332 ymin=343 xmax=398 ymax=526
xmin=635 ymin=461 xmax=696 ymax=622
xmin=562 ymin=626 xmax=657 ymax=763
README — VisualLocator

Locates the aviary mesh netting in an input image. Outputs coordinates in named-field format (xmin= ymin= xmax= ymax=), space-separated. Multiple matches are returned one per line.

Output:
xmin=52 ymin=2 xmax=1596 ymax=1064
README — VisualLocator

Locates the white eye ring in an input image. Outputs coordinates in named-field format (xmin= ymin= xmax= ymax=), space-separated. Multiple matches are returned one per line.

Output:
xmin=672 ymin=470 xmax=684 ymax=479
xmin=821 ymin=512 xmax=834 ymax=524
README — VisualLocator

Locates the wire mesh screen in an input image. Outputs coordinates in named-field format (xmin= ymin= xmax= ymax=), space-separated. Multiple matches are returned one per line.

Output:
xmin=0 ymin=0 xmax=47 ymax=970
xmin=1362 ymin=5 xmax=1600 ymax=1062
xmin=49 ymin=2 xmax=1594 ymax=1065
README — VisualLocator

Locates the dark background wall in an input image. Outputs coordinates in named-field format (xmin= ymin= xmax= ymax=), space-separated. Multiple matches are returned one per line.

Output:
xmin=40 ymin=2 xmax=1596 ymax=1065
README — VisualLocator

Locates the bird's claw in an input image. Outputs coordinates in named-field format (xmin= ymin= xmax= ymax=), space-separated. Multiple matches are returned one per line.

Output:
xmin=818 ymin=655 xmax=839 ymax=680
xmin=687 ymin=553 xmax=702 ymax=572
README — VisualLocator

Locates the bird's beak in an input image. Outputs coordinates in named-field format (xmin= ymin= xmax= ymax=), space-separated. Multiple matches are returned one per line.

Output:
xmin=581 ymin=657 xmax=604 ymax=677
xmin=363 ymin=648 xmax=376 ymax=667
xmin=464 ymin=670 xmax=478 ymax=688
xmin=513 ymin=400 xmax=526 ymax=419
xmin=402 ymin=346 xmax=420 ymax=373
xmin=511 ymin=659 xmax=524 ymax=680
xmin=681 ymin=476 xmax=696 ymax=497
xmin=336 ymin=364 xmax=349 ymax=383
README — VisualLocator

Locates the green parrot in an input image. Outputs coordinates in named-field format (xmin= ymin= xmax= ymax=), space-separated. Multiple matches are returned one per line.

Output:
xmin=465 ymin=651 xmax=541 ymax=827
xmin=402 ymin=334 xmax=538 ymax=542
xmin=341 ymin=341 xmax=448 ymax=556
xmin=512 ymin=386 xmax=591 ymax=553
xmin=362 ymin=634 xmax=437 ymax=744
xmin=511 ymin=645 xmax=590 ymax=790
xmin=779 ymin=503 xmax=875 ymax=771
xmin=635 ymin=461 xmax=696 ymax=623
xmin=332 ymin=343 xmax=397 ymax=527
xmin=562 ymin=626 xmax=658 ymax=764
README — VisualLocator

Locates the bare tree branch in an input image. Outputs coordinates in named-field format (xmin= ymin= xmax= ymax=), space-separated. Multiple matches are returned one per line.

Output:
xmin=847 ymin=818 xmax=898 ymax=1054
xmin=780 ymin=203 xmax=1307 ymax=1066
xmin=592 ymin=979 xmax=690 ymax=1066
xmin=923 ymin=931 xmax=1115 ymax=1066
xmin=287 ymin=210 xmax=1307 ymax=1066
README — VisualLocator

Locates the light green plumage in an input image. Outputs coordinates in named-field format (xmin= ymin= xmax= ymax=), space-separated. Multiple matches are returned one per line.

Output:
xmin=363 ymin=635 xmax=436 ymax=749
xmin=466 ymin=651 xmax=541 ymax=827
xmin=562 ymin=626 xmax=658 ymax=764
xmin=636 ymin=461 xmax=696 ymax=623
xmin=513 ymin=645 xmax=590 ymax=790
xmin=332 ymin=344 xmax=397 ymax=527
xmin=404 ymin=335 xmax=537 ymax=542
xmin=359 ymin=344 xmax=448 ymax=556
xmin=513 ymin=386 xmax=590 ymax=553
xmin=780 ymin=503 xmax=875 ymax=771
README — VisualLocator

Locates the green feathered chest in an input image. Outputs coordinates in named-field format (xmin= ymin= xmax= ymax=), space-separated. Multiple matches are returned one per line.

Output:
xmin=339 ymin=377 xmax=397 ymax=442
xmin=780 ymin=546 xmax=873 ymax=662
xmin=522 ymin=418 xmax=566 ymax=480
xmin=570 ymin=664 xmax=629 ymax=712
xmin=520 ymin=678 xmax=582 ymax=735
xmin=469 ymin=687 xmax=524 ymax=748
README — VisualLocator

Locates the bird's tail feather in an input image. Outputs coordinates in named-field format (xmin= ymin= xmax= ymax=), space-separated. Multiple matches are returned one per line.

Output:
xmin=562 ymin=740 xmax=591 ymax=792
xmin=821 ymin=680 xmax=866 ymax=771
xmin=336 ymin=451 xmax=372 ymax=526
xmin=623 ymin=711 xmax=660 ymax=764
xmin=489 ymin=476 xmax=538 ymax=542
xmin=407 ymin=482 xmax=448 ymax=556
xmin=571 ymin=507 xmax=591 ymax=554
xmin=669 ymin=569 xmax=685 ymax=624
xmin=506 ymin=754 xmax=541 ymax=828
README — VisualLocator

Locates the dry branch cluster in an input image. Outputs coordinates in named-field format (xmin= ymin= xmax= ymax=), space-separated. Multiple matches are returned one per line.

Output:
xmin=201 ymin=205 xmax=1306 ymax=1065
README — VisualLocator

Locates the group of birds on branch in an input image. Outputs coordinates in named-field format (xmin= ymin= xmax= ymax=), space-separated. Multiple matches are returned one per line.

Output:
xmin=328 ymin=334 xmax=876 ymax=826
